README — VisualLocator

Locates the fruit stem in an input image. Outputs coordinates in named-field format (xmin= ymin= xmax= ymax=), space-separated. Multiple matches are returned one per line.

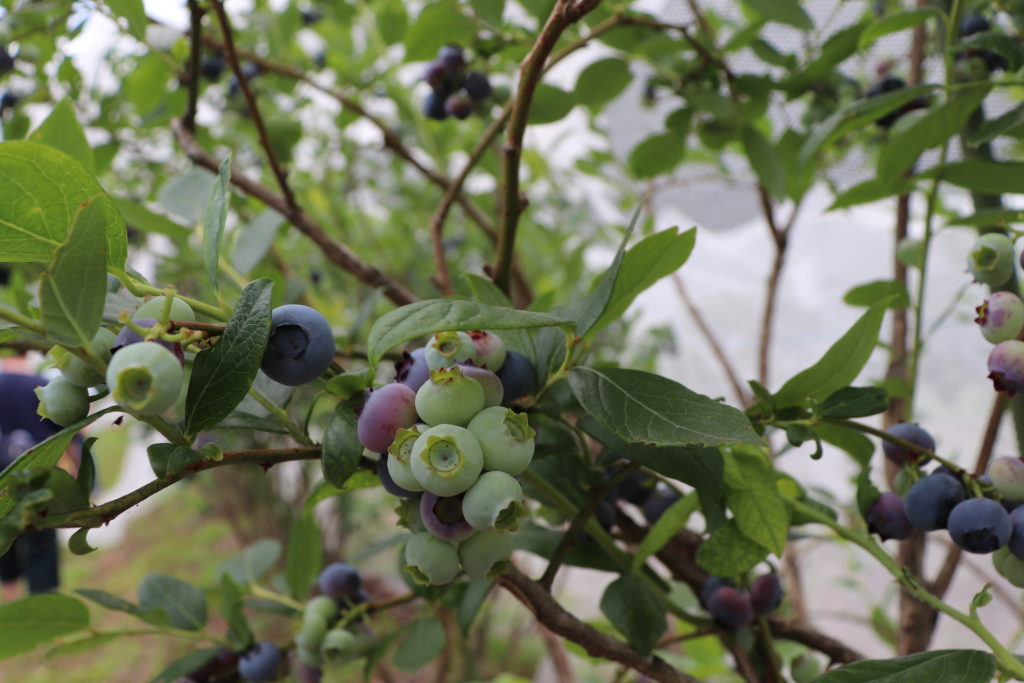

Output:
xmin=247 ymin=388 xmax=314 ymax=446
xmin=116 ymin=271 xmax=229 ymax=321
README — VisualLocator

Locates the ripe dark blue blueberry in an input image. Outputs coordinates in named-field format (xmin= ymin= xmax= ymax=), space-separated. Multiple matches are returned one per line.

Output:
xmin=865 ymin=76 xmax=927 ymax=128
xmin=707 ymin=586 xmax=754 ymax=629
xmin=423 ymin=90 xmax=448 ymax=120
xmin=0 ymin=91 xmax=18 ymax=112
xmin=866 ymin=492 xmax=913 ymax=540
xmin=0 ymin=46 xmax=13 ymax=75
xmin=438 ymin=45 xmax=466 ymax=73
xmin=750 ymin=573 xmax=783 ymax=615
xmin=261 ymin=305 xmax=336 ymax=386
xmin=642 ymin=486 xmax=680 ymax=524
xmin=947 ymin=498 xmax=1012 ymax=553
xmin=612 ymin=468 xmax=655 ymax=506
xmin=463 ymin=71 xmax=492 ymax=100
xmin=904 ymin=473 xmax=965 ymax=531
xmin=238 ymin=641 xmax=281 ymax=682
xmin=882 ymin=422 xmax=934 ymax=466
xmin=960 ymin=13 xmax=991 ymax=36
xmin=495 ymin=350 xmax=535 ymax=404
xmin=318 ymin=562 xmax=361 ymax=599
xmin=200 ymin=55 xmax=225 ymax=81
xmin=1008 ymin=506 xmax=1024 ymax=560
xmin=989 ymin=341 xmax=1024 ymax=396
xmin=395 ymin=348 xmax=431 ymax=391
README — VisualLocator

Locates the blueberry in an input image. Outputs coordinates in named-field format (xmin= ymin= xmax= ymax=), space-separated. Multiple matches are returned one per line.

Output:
xmin=134 ymin=296 xmax=196 ymax=323
xmin=707 ymin=586 xmax=754 ymax=629
xmin=0 ymin=91 xmax=18 ymax=112
xmin=444 ymin=93 xmax=473 ymax=120
xmin=700 ymin=576 xmax=734 ymax=608
xmin=200 ymin=55 xmax=225 ymax=81
xmin=106 ymin=341 xmax=184 ymax=415
xmin=968 ymin=233 xmax=1015 ymax=288
xmin=60 ymin=327 xmax=116 ymax=387
xmin=357 ymin=383 xmax=418 ymax=452
xmin=387 ymin=426 xmax=427 ymax=492
xmin=378 ymin=453 xmax=419 ymax=498
xmin=866 ymin=492 xmax=913 ymax=540
xmin=410 ymin=423 xmax=484 ymax=497
xmin=960 ymin=13 xmax=991 ymax=37
xmin=425 ymin=331 xmax=479 ymax=371
xmin=423 ymin=61 xmax=448 ymax=90
xmin=976 ymin=292 xmax=1024 ymax=344
xmin=881 ymin=422 xmax=935 ymax=466
xmin=415 ymin=366 xmax=485 ymax=427
xmin=261 ymin=305 xmax=336 ymax=386
xmin=642 ymin=486 xmax=681 ymax=524
xmin=300 ymin=9 xmax=324 ymax=26
xmin=34 ymin=376 xmax=89 ymax=427
xmin=904 ymin=473 xmax=965 ymax=531
xmin=462 ymin=471 xmax=526 ymax=533
xmin=458 ymin=363 xmax=504 ymax=408
xmin=988 ymin=457 xmax=1024 ymax=502
xmin=404 ymin=532 xmax=460 ymax=586
xmin=459 ymin=530 xmax=514 ymax=578
xmin=423 ymin=90 xmax=448 ymax=120
xmin=594 ymin=499 xmax=616 ymax=530
xmin=112 ymin=318 xmax=185 ymax=364
xmin=467 ymin=331 xmax=506 ymax=371
xmin=0 ymin=46 xmax=13 ymax=76
xmin=612 ymin=468 xmax=655 ymax=507
xmin=320 ymin=628 xmax=359 ymax=664
xmin=495 ymin=350 xmax=535 ymax=404
xmin=466 ymin=406 xmax=536 ymax=475
xmin=437 ymin=45 xmax=466 ymax=73
xmin=296 ymin=662 xmax=323 ymax=683
xmin=304 ymin=595 xmax=338 ymax=624
xmin=1008 ymin=505 xmax=1024 ymax=560
xmin=750 ymin=573 xmax=783 ymax=615
xmin=318 ymin=562 xmax=361 ymax=599
xmin=395 ymin=348 xmax=431 ymax=392
xmin=462 ymin=72 xmax=492 ymax=100
xmin=948 ymin=498 xmax=1012 ymax=553
xmin=237 ymin=641 xmax=281 ymax=682
xmin=989 ymin=340 xmax=1024 ymax=396
xmin=865 ymin=76 xmax=927 ymax=128
xmin=420 ymin=491 xmax=475 ymax=542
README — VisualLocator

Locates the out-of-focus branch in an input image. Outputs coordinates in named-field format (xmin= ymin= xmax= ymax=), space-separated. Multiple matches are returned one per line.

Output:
xmin=182 ymin=0 xmax=203 ymax=132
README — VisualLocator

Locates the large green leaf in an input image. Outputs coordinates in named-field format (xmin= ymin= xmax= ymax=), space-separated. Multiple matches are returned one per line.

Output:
xmin=968 ymin=101 xmax=1024 ymax=146
xmin=628 ymin=132 xmax=685 ymax=178
xmin=0 ymin=141 xmax=126 ymax=268
xmin=742 ymin=126 xmax=786 ymax=199
xmin=403 ymin=3 xmax=476 ymax=61
xmin=321 ymin=405 xmax=362 ymax=488
xmin=858 ymin=8 xmax=942 ymax=49
xmin=695 ymin=520 xmax=770 ymax=576
xmin=184 ymin=279 xmax=273 ymax=437
xmin=203 ymin=154 xmax=231 ymax=295
xmin=111 ymin=198 xmax=189 ymax=238
xmin=815 ymin=649 xmax=996 ymax=682
xmin=599 ymin=575 xmax=666 ymax=656
xmin=366 ymin=299 xmax=571 ymax=366
xmin=217 ymin=539 xmax=282 ymax=585
xmin=568 ymin=367 xmax=763 ymax=447
xmin=741 ymin=0 xmax=812 ymax=29
xmin=285 ymin=513 xmax=322 ymax=600
xmin=0 ymin=594 xmax=90 ymax=659
xmin=528 ymin=84 xmax=576 ymax=125
xmin=574 ymin=58 xmax=632 ymax=111
xmin=920 ymin=160 xmax=1024 ymax=195
xmin=631 ymin=493 xmax=699 ymax=572
xmin=462 ymin=274 xmax=534 ymax=361
xmin=39 ymin=199 xmax=108 ymax=347
xmin=392 ymin=617 xmax=446 ymax=672
xmin=105 ymin=0 xmax=148 ymax=40
xmin=29 ymin=99 xmax=94 ymax=173
xmin=772 ymin=300 xmax=889 ymax=408
xmin=723 ymin=450 xmax=788 ymax=555
xmin=137 ymin=573 xmax=207 ymax=631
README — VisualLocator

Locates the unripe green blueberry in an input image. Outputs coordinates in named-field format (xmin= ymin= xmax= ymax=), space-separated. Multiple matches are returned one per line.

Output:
xmin=35 ymin=375 xmax=89 ymax=426
xmin=295 ymin=639 xmax=322 ymax=668
xmin=411 ymin=424 xmax=483 ymax=496
xmin=994 ymin=546 xmax=1024 ymax=588
xmin=424 ymin=331 xmax=478 ymax=370
xmin=298 ymin=612 xmax=329 ymax=644
xmin=414 ymin=366 xmax=485 ymax=426
xmin=304 ymin=595 xmax=338 ymax=624
xmin=466 ymin=406 xmax=536 ymax=475
xmin=106 ymin=341 xmax=183 ymax=414
xmin=791 ymin=655 xmax=823 ymax=683
xmin=468 ymin=330 xmax=507 ymax=371
xmin=968 ymin=233 xmax=1015 ymax=287
xmin=403 ymin=532 xmax=460 ymax=586
xmin=988 ymin=456 xmax=1024 ymax=502
xmin=462 ymin=471 xmax=526 ymax=533
xmin=133 ymin=296 xmax=196 ymax=322
xmin=321 ymin=628 xmax=361 ymax=663
xmin=976 ymin=292 xmax=1024 ymax=344
xmin=458 ymin=531 xmax=514 ymax=578
xmin=387 ymin=426 xmax=426 ymax=492
xmin=60 ymin=327 xmax=116 ymax=387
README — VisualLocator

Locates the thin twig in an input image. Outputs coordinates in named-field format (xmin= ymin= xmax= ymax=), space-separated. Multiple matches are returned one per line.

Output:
xmin=183 ymin=0 xmax=203 ymax=132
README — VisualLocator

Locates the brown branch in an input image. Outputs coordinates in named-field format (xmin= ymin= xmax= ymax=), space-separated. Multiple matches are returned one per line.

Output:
xmin=171 ymin=119 xmax=416 ymax=305
xmin=183 ymin=0 xmax=203 ymax=132
xmin=498 ymin=566 xmax=697 ymax=683
xmin=493 ymin=0 xmax=604 ymax=294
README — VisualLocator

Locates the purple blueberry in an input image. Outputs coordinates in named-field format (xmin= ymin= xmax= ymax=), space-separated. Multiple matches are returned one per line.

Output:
xmin=976 ymin=292 xmax=1024 ymax=344
xmin=989 ymin=340 xmax=1024 ymax=396
xmin=960 ymin=13 xmax=990 ymax=36
xmin=750 ymin=573 xmax=783 ymax=615
xmin=707 ymin=586 xmax=754 ymax=629
xmin=462 ymin=71 xmax=492 ymax=100
xmin=700 ymin=576 xmax=733 ymax=608
xmin=200 ymin=55 xmax=225 ymax=81
xmin=642 ymin=486 xmax=681 ymax=524
xmin=238 ymin=641 xmax=281 ymax=682
xmin=260 ymin=305 xmax=336 ymax=386
xmin=948 ymin=498 xmax=1012 ymax=553
xmin=458 ymin=362 xmax=504 ymax=407
xmin=495 ymin=350 xmax=535 ymax=404
xmin=318 ymin=562 xmax=362 ymax=599
xmin=444 ymin=93 xmax=473 ymax=120
xmin=0 ymin=46 xmax=13 ymax=76
xmin=420 ymin=491 xmax=475 ymax=542
xmin=437 ymin=45 xmax=465 ymax=72
xmin=395 ymin=348 xmax=431 ymax=392
xmin=424 ymin=60 xmax=448 ymax=89
xmin=882 ymin=422 xmax=935 ymax=466
xmin=904 ymin=473 xmax=965 ymax=531
xmin=866 ymin=492 xmax=913 ymax=540
xmin=357 ymin=383 xmax=418 ymax=453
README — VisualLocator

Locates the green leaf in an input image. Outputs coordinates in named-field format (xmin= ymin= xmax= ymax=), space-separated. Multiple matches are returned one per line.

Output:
xmin=829 ymin=177 xmax=913 ymax=210
xmin=741 ymin=0 xmax=812 ymax=30
xmin=76 ymin=437 xmax=97 ymax=500
xmin=403 ymin=3 xmax=476 ymax=61
xmin=0 ymin=594 xmax=90 ymax=659
xmin=217 ymin=539 xmax=282 ymax=585
xmin=858 ymin=8 xmax=942 ymax=49
xmin=821 ymin=386 xmax=889 ymax=419
xmin=458 ymin=577 xmax=492 ymax=634
xmin=303 ymin=469 xmax=379 ymax=514
xmin=878 ymin=85 xmax=990 ymax=188
xmin=150 ymin=647 xmax=220 ymax=683
xmin=968 ymin=102 xmax=1024 ymax=146
xmin=599 ymin=575 xmax=666 ymax=656
xmin=220 ymin=572 xmax=252 ymax=649
xmin=111 ymin=197 xmax=189 ymax=238
xmin=814 ymin=649 xmax=996 ymax=682
xmin=741 ymin=126 xmax=786 ymax=199
xmin=574 ymin=58 xmax=632 ymax=110
xmin=696 ymin=520 xmax=770 ymax=576
xmin=203 ymin=154 xmax=231 ymax=295
xmin=231 ymin=209 xmax=282 ymax=274
xmin=137 ymin=573 xmax=208 ymax=631
xmin=46 ymin=634 xmax=119 ymax=659
xmin=462 ymin=274 xmax=534 ymax=361
xmin=366 ymin=299 xmax=571 ymax=366
xmin=628 ymin=132 xmax=685 ymax=178
xmin=184 ymin=279 xmax=273 ymax=437
xmin=75 ymin=589 xmax=168 ymax=626
xmin=946 ymin=209 xmax=1024 ymax=228
xmin=631 ymin=492 xmax=699 ymax=572
xmin=814 ymin=422 xmax=875 ymax=466
xmin=568 ymin=367 xmax=764 ymax=448
xmin=843 ymin=280 xmax=909 ymax=308
xmin=0 ymin=141 xmax=126 ymax=267
xmin=590 ymin=227 xmax=696 ymax=335
xmin=29 ymin=99 xmax=94 ymax=173
xmin=285 ymin=513 xmax=322 ymax=600
xmin=68 ymin=527 xmax=96 ymax=555
xmin=105 ymin=0 xmax=148 ymax=40
xmin=773 ymin=300 xmax=889 ymax=409
xmin=321 ymin=405 xmax=362 ymax=488
xmin=960 ymin=33 xmax=1024 ymax=72
xmin=920 ymin=160 xmax=1024 ymax=195
xmin=528 ymin=84 xmax=576 ymax=125
xmin=38 ymin=199 xmax=109 ymax=347
xmin=392 ymin=617 xmax=446 ymax=672
xmin=724 ymin=451 xmax=789 ymax=555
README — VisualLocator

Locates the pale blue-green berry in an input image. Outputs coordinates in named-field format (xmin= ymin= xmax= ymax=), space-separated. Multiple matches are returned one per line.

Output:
xmin=469 ymin=330 xmax=507 ymax=371
xmin=106 ymin=341 xmax=183 ymax=414
xmin=415 ymin=366 xmax=484 ymax=426
xmin=425 ymin=331 xmax=478 ymax=370
xmin=459 ymin=364 xmax=503 ymax=408
xmin=459 ymin=531 xmax=514 ymax=578
xmin=462 ymin=471 xmax=526 ymax=533
xmin=976 ymin=292 xmax=1024 ymax=344
xmin=304 ymin=595 xmax=337 ymax=624
xmin=404 ymin=532 xmax=460 ymax=585
xmin=387 ymin=426 xmax=426 ymax=492
xmin=467 ymin=406 xmax=536 ymax=475
xmin=411 ymin=424 xmax=483 ymax=496
xmin=988 ymin=457 xmax=1024 ymax=502
xmin=134 ymin=296 xmax=196 ymax=322
xmin=321 ymin=628 xmax=360 ymax=663
xmin=60 ymin=327 xmax=116 ymax=387
xmin=968 ymin=233 xmax=1015 ymax=287
xmin=35 ymin=376 xmax=89 ymax=426
xmin=298 ymin=612 xmax=329 ymax=644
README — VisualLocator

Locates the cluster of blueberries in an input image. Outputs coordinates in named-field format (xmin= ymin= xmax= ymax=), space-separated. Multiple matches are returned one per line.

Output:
xmin=358 ymin=330 xmax=537 ymax=585
xmin=700 ymin=571 xmax=783 ymax=630
xmin=867 ymin=423 xmax=1024 ymax=585
xmin=965 ymin=233 xmax=1024 ymax=396
xmin=421 ymin=45 xmax=492 ymax=121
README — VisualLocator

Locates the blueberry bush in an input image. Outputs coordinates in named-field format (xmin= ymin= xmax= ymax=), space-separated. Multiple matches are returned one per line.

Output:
xmin=2 ymin=0 xmax=1024 ymax=681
